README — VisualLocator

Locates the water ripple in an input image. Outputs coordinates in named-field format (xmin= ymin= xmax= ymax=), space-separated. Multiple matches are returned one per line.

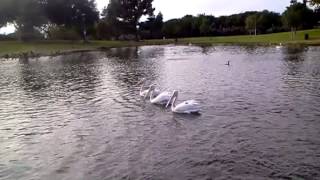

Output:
xmin=1 ymin=46 xmax=320 ymax=180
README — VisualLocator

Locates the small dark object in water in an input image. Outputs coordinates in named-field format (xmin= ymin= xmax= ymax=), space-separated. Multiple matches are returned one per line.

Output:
xmin=225 ymin=61 xmax=230 ymax=66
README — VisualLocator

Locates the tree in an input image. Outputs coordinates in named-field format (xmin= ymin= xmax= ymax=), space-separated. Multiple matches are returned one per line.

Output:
xmin=43 ymin=0 xmax=99 ymax=41
xmin=139 ymin=12 xmax=163 ymax=39
xmin=0 ymin=0 xmax=15 ymax=28
xmin=162 ymin=19 xmax=181 ymax=38
xmin=282 ymin=2 xmax=315 ymax=38
xmin=309 ymin=0 xmax=320 ymax=7
xmin=199 ymin=16 xmax=212 ymax=36
xmin=290 ymin=0 xmax=297 ymax=4
xmin=104 ymin=0 xmax=155 ymax=40
xmin=1 ymin=0 xmax=48 ymax=41
xmin=245 ymin=14 xmax=257 ymax=35
xmin=256 ymin=10 xmax=282 ymax=34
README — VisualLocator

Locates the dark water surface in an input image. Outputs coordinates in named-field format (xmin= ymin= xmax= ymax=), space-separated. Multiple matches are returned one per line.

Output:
xmin=1 ymin=45 xmax=320 ymax=180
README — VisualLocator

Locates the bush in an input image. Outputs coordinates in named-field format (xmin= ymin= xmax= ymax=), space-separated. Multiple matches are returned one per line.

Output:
xmin=48 ymin=26 xmax=81 ymax=40
xmin=19 ymin=30 xmax=44 ymax=41
xmin=0 ymin=34 xmax=16 ymax=40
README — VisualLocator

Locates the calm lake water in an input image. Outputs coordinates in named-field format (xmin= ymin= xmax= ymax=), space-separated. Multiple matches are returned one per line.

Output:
xmin=1 ymin=45 xmax=320 ymax=180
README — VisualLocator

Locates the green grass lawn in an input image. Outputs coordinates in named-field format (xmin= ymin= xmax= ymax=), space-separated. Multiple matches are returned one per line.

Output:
xmin=0 ymin=39 xmax=175 ymax=58
xmin=0 ymin=29 xmax=319 ymax=58
xmin=0 ymin=40 xmax=130 ymax=57
xmin=180 ymin=29 xmax=320 ymax=45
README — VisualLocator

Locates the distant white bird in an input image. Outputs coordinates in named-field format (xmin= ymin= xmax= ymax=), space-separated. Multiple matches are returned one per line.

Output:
xmin=146 ymin=85 xmax=172 ymax=105
xmin=166 ymin=90 xmax=201 ymax=114
xmin=137 ymin=78 xmax=160 ymax=97
xmin=276 ymin=43 xmax=283 ymax=49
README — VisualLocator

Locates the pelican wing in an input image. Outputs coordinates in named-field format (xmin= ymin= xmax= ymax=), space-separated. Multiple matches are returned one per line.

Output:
xmin=184 ymin=100 xmax=200 ymax=105
xmin=153 ymin=88 xmax=161 ymax=96
xmin=140 ymin=89 xmax=148 ymax=97
xmin=174 ymin=100 xmax=201 ymax=113
xmin=151 ymin=91 xmax=171 ymax=105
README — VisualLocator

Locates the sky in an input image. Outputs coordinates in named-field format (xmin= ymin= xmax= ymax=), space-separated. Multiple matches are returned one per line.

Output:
xmin=0 ymin=0 xmax=295 ymax=34
xmin=96 ymin=0 xmax=294 ymax=20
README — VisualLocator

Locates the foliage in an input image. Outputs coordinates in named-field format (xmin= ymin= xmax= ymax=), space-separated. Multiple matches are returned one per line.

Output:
xmin=0 ymin=0 xmax=47 ymax=40
xmin=139 ymin=12 xmax=163 ymax=39
xmin=0 ymin=0 xmax=319 ymax=41
xmin=199 ymin=17 xmax=211 ymax=35
xmin=245 ymin=14 xmax=257 ymax=34
xmin=282 ymin=2 xmax=315 ymax=30
xmin=0 ymin=33 xmax=16 ymax=41
xmin=96 ymin=19 xmax=121 ymax=40
xmin=309 ymin=0 xmax=320 ymax=7
xmin=256 ymin=11 xmax=282 ymax=33
xmin=47 ymin=26 xmax=81 ymax=40
xmin=161 ymin=11 xmax=283 ymax=38
xmin=162 ymin=19 xmax=180 ymax=38
xmin=0 ymin=0 xmax=98 ymax=41
xmin=43 ymin=0 xmax=99 ymax=39
xmin=103 ymin=0 xmax=155 ymax=39
xmin=0 ymin=0 xmax=15 ymax=27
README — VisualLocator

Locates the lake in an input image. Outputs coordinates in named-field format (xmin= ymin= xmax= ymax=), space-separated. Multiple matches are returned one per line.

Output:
xmin=1 ymin=45 xmax=320 ymax=180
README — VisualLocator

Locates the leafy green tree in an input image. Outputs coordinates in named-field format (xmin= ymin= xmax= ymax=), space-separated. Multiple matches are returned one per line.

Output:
xmin=104 ymin=0 xmax=155 ymax=40
xmin=282 ymin=2 xmax=315 ymax=38
xmin=96 ymin=21 xmax=115 ymax=40
xmin=0 ymin=0 xmax=15 ymax=28
xmin=139 ymin=12 xmax=163 ymax=39
xmin=43 ymin=0 xmax=99 ymax=41
xmin=199 ymin=16 xmax=211 ymax=36
xmin=309 ymin=0 xmax=320 ymax=7
xmin=1 ymin=0 xmax=47 ymax=41
xmin=256 ymin=10 xmax=282 ymax=33
xmin=245 ymin=14 xmax=257 ymax=35
xmin=162 ymin=19 xmax=181 ymax=38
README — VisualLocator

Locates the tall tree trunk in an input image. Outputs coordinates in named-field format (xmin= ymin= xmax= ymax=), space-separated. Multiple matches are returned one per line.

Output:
xmin=134 ymin=22 xmax=139 ymax=41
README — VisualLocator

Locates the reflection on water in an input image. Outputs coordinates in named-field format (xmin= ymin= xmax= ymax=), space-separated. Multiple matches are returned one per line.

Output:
xmin=1 ymin=45 xmax=320 ymax=180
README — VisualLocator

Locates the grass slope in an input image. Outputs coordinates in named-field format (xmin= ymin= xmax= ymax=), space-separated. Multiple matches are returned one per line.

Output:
xmin=180 ymin=29 xmax=320 ymax=45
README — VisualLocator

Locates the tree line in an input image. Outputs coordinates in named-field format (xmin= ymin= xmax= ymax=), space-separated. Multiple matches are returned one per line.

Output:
xmin=0 ymin=0 xmax=319 ymax=41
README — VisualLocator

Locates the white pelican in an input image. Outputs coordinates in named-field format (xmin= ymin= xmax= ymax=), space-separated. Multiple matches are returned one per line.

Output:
xmin=137 ymin=78 xmax=160 ymax=97
xmin=146 ymin=85 xmax=172 ymax=105
xmin=166 ymin=90 xmax=201 ymax=114
xmin=276 ymin=43 xmax=283 ymax=49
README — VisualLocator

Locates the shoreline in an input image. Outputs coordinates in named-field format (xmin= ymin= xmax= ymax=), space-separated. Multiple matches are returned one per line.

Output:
xmin=1 ymin=29 xmax=319 ymax=59
xmin=0 ymin=40 xmax=319 ymax=59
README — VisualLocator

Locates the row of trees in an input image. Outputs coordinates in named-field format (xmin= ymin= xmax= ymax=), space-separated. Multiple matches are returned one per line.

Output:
xmin=0 ymin=0 xmax=156 ymax=41
xmin=160 ymin=11 xmax=282 ymax=38
xmin=154 ymin=0 xmax=319 ymax=39
xmin=0 ymin=0 xmax=319 ymax=41
xmin=0 ymin=0 xmax=99 ymax=41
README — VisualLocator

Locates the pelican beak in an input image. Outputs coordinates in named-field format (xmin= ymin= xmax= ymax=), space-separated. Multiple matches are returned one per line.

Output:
xmin=165 ymin=100 xmax=170 ymax=108
xmin=166 ymin=93 xmax=173 ymax=108
xmin=136 ymin=80 xmax=143 ymax=85
xmin=144 ymin=89 xmax=150 ymax=99
xmin=145 ymin=86 xmax=153 ymax=99
xmin=136 ymin=78 xmax=146 ymax=85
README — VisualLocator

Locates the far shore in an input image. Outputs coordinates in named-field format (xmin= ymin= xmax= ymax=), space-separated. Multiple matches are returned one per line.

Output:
xmin=1 ymin=29 xmax=319 ymax=59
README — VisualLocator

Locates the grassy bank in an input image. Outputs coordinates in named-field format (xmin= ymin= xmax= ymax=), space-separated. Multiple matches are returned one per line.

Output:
xmin=0 ymin=39 xmax=175 ymax=58
xmin=180 ymin=29 xmax=320 ymax=45
xmin=0 ymin=29 xmax=319 ymax=58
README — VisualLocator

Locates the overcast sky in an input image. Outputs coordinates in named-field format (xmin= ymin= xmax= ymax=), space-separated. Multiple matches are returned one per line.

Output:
xmin=0 ymin=0 xmax=296 ymax=34
xmin=96 ymin=0 xmax=294 ymax=20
